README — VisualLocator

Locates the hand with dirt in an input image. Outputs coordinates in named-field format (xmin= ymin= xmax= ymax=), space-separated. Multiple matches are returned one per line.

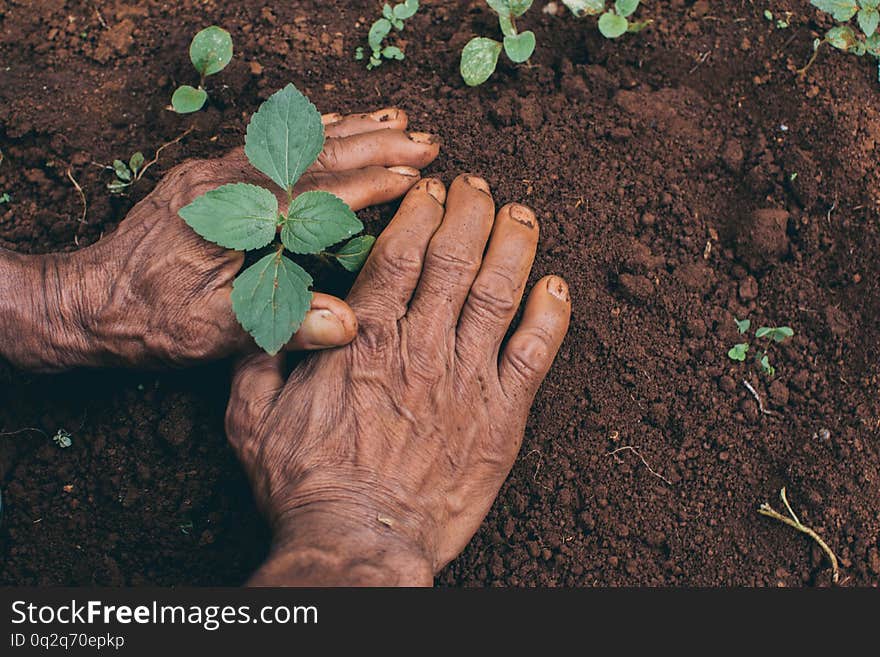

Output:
xmin=227 ymin=175 xmax=572 ymax=586
xmin=0 ymin=109 xmax=439 ymax=372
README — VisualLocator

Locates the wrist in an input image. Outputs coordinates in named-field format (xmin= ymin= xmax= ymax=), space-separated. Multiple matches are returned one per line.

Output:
xmin=0 ymin=247 xmax=107 ymax=371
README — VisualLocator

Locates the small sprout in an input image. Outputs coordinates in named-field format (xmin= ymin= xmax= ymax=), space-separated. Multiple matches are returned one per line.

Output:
xmin=728 ymin=343 xmax=750 ymax=361
xmin=735 ymin=317 xmax=751 ymax=334
xmin=562 ymin=0 xmax=651 ymax=39
xmin=102 ymin=129 xmax=193 ymax=195
xmin=171 ymin=26 xmax=233 ymax=114
xmin=359 ymin=0 xmax=419 ymax=70
xmin=179 ymin=84 xmax=372 ymax=354
xmin=727 ymin=319 xmax=794 ymax=377
xmin=806 ymin=1 xmax=880 ymax=80
xmin=179 ymin=521 xmax=194 ymax=535
xmin=0 ymin=192 xmax=10 ymax=204
xmin=461 ymin=1 xmax=537 ymax=86
xmin=52 ymin=429 xmax=72 ymax=449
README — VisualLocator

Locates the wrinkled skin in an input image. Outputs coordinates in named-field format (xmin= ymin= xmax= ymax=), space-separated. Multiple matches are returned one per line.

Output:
xmin=0 ymin=109 xmax=439 ymax=371
xmin=228 ymin=175 xmax=572 ymax=586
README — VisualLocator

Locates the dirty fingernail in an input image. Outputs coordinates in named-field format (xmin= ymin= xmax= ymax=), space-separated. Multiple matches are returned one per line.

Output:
xmin=370 ymin=108 xmax=400 ymax=122
xmin=419 ymin=178 xmax=446 ymax=204
xmin=508 ymin=203 xmax=536 ymax=228
xmin=464 ymin=175 xmax=491 ymax=194
xmin=298 ymin=309 xmax=349 ymax=348
xmin=547 ymin=276 xmax=570 ymax=303
xmin=388 ymin=165 xmax=420 ymax=177
xmin=408 ymin=131 xmax=439 ymax=145
xmin=322 ymin=113 xmax=344 ymax=125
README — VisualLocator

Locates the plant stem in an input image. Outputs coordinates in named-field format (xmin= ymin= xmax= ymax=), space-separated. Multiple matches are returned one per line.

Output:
xmin=758 ymin=487 xmax=839 ymax=584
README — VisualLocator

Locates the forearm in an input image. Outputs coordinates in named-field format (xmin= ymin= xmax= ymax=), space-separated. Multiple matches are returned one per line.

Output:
xmin=0 ymin=247 xmax=97 ymax=371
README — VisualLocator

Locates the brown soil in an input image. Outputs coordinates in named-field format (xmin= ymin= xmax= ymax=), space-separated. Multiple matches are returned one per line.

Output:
xmin=1 ymin=0 xmax=879 ymax=587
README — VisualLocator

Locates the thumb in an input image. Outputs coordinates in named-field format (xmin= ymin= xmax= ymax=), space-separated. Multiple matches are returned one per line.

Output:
xmin=284 ymin=293 xmax=358 ymax=351
xmin=226 ymin=352 xmax=285 ymax=449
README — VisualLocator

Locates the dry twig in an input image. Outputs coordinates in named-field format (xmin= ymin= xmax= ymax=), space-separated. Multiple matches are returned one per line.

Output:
xmin=606 ymin=445 xmax=672 ymax=486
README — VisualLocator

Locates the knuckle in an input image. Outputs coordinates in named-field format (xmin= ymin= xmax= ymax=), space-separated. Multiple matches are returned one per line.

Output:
xmin=424 ymin=248 xmax=479 ymax=282
xmin=371 ymin=240 xmax=424 ymax=279
xmin=468 ymin=270 xmax=519 ymax=321
xmin=504 ymin=330 xmax=552 ymax=380
xmin=316 ymin=139 xmax=342 ymax=170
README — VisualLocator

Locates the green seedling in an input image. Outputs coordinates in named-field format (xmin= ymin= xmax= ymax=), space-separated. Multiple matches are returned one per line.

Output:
xmin=804 ymin=1 xmax=880 ymax=80
xmin=764 ymin=9 xmax=792 ymax=29
xmin=179 ymin=84 xmax=374 ymax=354
xmin=758 ymin=487 xmax=840 ymax=584
xmin=171 ymin=26 xmax=233 ymax=113
xmin=52 ymin=429 xmax=72 ymax=449
xmin=562 ymin=0 xmax=650 ymax=39
xmin=0 ymin=193 xmax=10 ymax=204
xmin=356 ymin=0 xmax=419 ymax=70
xmin=727 ymin=318 xmax=794 ymax=377
xmin=106 ymin=152 xmax=145 ymax=194
xmin=461 ymin=1 xmax=537 ymax=86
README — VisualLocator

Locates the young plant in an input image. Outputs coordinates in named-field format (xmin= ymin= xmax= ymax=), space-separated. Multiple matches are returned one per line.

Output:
xmin=106 ymin=152 xmax=145 ymax=194
xmin=179 ymin=84 xmax=374 ymax=354
xmin=52 ymin=429 xmax=72 ymax=449
xmin=727 ymin=318 xmax=794 ymax=377
xmin=460 ymin=1 xmax=537 ymax=86
xmin=805 ymin=1 xmax=880 ymax=80
xmin=356 ymin=0 xmax=420 ymax=70
xmin=171 ymin=26 xmax=233 ymax=114
xmin=562 ymin=0 xmax=650 ymax=39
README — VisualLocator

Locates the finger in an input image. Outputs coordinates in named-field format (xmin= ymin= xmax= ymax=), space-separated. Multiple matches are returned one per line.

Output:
xmin=226 ymin=351 xmax=284 ymax=441
xmin=498 ymin=276 xmax=571 ymax=404
xmin=407 ymin=174 xmax=495 ymax=334
xmin=346 ymin=178 xmax=447 ymax=320
xmin=294 ymin=165 xmax=422 ymax=211
xmin=285 ymin=293 xmax=358 ymax=351
xmin=316 ymin=130 xmax=440 ymax=172
xmin=456 ymin=203 xmax=539 ymax=357
xmin=322 ymin=108 xmax=409 ymax=138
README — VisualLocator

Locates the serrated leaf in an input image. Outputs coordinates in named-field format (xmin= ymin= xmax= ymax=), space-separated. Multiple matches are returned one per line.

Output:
xmin=244 ymin=83 xmax=325 ymax=193
xmin=369 ymin=18 xmax=393 ymax=49
xmin=190 ymin=26 xmax=233 ymax=76
xmin=333 ymin=235 xmax=376 ymax=272
xmin=615 ymin=0 xmax=640 ymax=18
xmin=811 ymin=0 xmax=859 ymax=22
xmin=281 ymin=191 xmax=362 ymax=254
xmin=826 ymin=24 xmax=859 ymax=50
xmin=598 ymin=12 xmax=629 ymax=38
xmin=728 ymin=343 xmax=749 ymax=361
xmin=171 ymin=85 xmax=208 ymax=113
xmin=113 ymin=159 xmax=131 ymax=182
xmin=129 ymin=152 xmax=144 ymax=175
xmin=231 ymin=252 xmax=313 ymax=355
xmin=460 ymin=37 xmax=503 ymax=86
xmin=562 ymin=0 xmax=605 ymax=17
xmin=859 ymin=7 xmax=879 ymax=37
xmin=179 ymin=183 xmax=279 ymax=251
xmin=504 ymin=30 xmax=536 ymax=63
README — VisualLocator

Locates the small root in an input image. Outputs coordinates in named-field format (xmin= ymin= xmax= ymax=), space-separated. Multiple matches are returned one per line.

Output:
xmin=606 ymin=445 xmax=672 ymax=486
xmin=66 ymin=167 xmax=88 ymax=223
xmin=743 ymin=379 xmax=777 ymax=416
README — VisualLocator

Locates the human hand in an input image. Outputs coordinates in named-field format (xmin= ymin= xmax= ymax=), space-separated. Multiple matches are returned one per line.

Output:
xmin=227 ymin=175 xmax=571 ymax=586
xmin=0 ymin=109 xmax=440 ymax=371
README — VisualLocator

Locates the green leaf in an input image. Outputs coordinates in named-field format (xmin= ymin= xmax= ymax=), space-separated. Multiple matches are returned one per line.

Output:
xmin=487 ymin=0 xmax=512 ymax=15
xmin=129 ymin=152 xmax=144 ymax=175
xmin=627 ymin=19 xmax=651 ymax=32
xmin=562 ymin=0 xmax=606 ymax=17
xmin=509 ymin=0 xmax=534 ymax=17
xmin=244 ymin=83 xmax=325 ymax=193
xmin=383 ymin=3 xmax=394 ymax=19
xmin=281 ymin=191 xmax=363 ymax=254
xmin=231 ymin=251 xmax=313 ymax=355
xmin=382 ymin=45 xmax=405 ymax=60
xmin=107 ymin=180 xmax=129 ymax=193
xmin=113 ymin=159 xmax=132 ymax=182
xmin=499 ymin=12 xmax=517 ymax=37
xmin=179 ymin=183 xmax=279 ymax=251
xmin=859 ymin=7 xmax=879 ymax=37
xmin=355 ymin=46 xmax=365 ymax=60
xmin=867 ymin=31 xmax=880 ymax=53
xmin=615 ymin=0 xmax=640 ymax=18
xmin=728 ymin=343 xmax=749 ymax=362
xmin=333 ymin=235 xmax=376 ymax=272
xmin=810 ymin=0 xmax=859 ymax=22
xmin=773 ymin=326 xmax=795 ymax=341
xmin=460 ymin=37 xmax=503 ymax=86
xmin=503 ymin=30 xmax=536 ymax=63
xmin=735 ymin=318 xmax=751 ymax=334
xmin=755 ymin=327 xmax=773 ymax=339
xmin=171 ymin=85 xmax=208 ymax=113
xmin=760 ymin=355 xmax=776 ymax=377
xmin=189 ymin=26 xmax=233 ymax=76
xmin=863 ymin=0 xmax=880 ymax=10
xmin=369 ymin=18 xmax=393 ymax=50
xmin=598 ymin=12 xmax=629 ymax=38
xmin=393 ymin=0 xmax=419 ymax=20
xmin=825 ymin=25 xmax=859 ymax=50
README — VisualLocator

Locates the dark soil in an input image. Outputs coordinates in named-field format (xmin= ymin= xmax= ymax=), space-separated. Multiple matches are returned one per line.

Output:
xmin=1 ymin=0 xmax=879 ymax=587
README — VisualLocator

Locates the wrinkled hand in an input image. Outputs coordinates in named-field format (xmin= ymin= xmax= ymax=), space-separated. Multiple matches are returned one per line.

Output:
xmin=11 ymin=109 xmax=439 ymax=371
xmin=227 ymin=175 xmax=571 ymax=586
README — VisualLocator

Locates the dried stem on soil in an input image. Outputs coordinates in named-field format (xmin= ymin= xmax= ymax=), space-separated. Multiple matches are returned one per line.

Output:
xmin=758 ymin=487 xmax=840 ymax=584
xmin=743 ymin=379 xmax=777 ymax=416
xmin=66 ymin=168 xmax=87 ymax=223
xmin=606 ymin=445 xmax=672 ymax=486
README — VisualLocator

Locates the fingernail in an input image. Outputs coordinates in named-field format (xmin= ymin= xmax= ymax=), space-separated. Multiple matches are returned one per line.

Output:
xmin=322 ymin=112 xmax=343 ymax=125
xmin=508 ymin=203 xmax=536 ymax=228
xmin=464 ymin=175 xmax=491 ymax=194
xmin=370 ymin=108 xmax=400 ymax=122
xmin=298 ymin=309 xmax=349 ymax=348
xmin=408 ymin=131 xmax=439 ymax=145
xmin=547 ymin=276 xmax=570 ymax=303
xmin=388 ymin=165 xmax=420 ymax=177
xmin=419 ymin=178 xmax=446 ymax=204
